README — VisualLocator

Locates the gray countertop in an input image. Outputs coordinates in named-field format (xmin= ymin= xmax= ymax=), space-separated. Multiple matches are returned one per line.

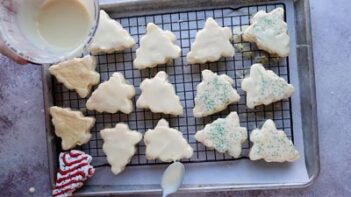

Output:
xmin=1 ymin=0 xmax=350 ymax=196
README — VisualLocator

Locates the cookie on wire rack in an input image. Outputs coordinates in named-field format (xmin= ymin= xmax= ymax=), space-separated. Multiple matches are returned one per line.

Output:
xmin=89 ymin=10 xmax=135 ymax=55
xmin=144 ymin=119 xmax=193 ymax=162
xmin=50 ymin=106 xmax=95 ymax=150
xmin=187 ymin=17 xmax=235 ymax=64
xmin=241 ymin=63 xmax=294 ymax=109
xmin=249 ymin=119 xmax=299 ymax=162
xmin=133 ymin=23 xmax=181 ymax=69
xmin=86 ymin=72 xmax=135 ymax=114
xmin=100 ymin=123 xmax=142 ymax=175
xmin=136 ymin=71 xmax=183 ymax=116
xmin=49 ymin=55 xmax=100 ymax=98
xmin=193 ymin=70 xmax=240 ymax=118
xmin=243 ymin=7 xmax=290 ymax=57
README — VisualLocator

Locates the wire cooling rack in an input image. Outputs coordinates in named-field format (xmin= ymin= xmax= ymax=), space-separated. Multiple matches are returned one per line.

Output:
xmin=52 ymin=3 xmax=293 ymax=166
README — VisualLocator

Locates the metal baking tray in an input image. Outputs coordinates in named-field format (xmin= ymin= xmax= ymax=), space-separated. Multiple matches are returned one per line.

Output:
xmin=42 ymin=0 xmax=319 ymax=195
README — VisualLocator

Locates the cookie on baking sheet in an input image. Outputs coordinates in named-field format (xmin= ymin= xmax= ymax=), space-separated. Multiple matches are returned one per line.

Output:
xmin=89 ymin=10 xmax=135 ymax=55
xmin=50 ymin=106 xmax=95 ymax=150
xmin=144 ymin=119 xmax=193 ymax=162
xmin=241 ymin=63 xmax=294 ymax=109
xmin=195 ymin=112 xmax=247 ymax=158
xmin=49 ymin=55 xmax=100 ymax=98
xmin=243 ymin=7 xmax=290 ymax=57
xmin=187 ymin=17 xmax=235 ymax=64
xmin=86 ymin=72 xmax=135 ymax=114
xmin=193 ymin=70 xmax=240 ymax=118
xmin=136 ymin=71 xmax=183 ymax=115
xmin=52 ymin=150 xmax=95 ymax=197
xmin=100 ymin=123 xmax=142 ymax=175
xmin=134 ymin=23 xmax=181 ymax=69
xmin=249 ymin=119 xmax=299 ymax=162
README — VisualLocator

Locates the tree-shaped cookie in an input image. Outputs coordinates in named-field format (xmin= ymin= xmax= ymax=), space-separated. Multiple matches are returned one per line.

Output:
xmin=52 ymin=150 xmax=95 ymax=197
xmin=100 ymin=123 xmax=142 ymax=175
xmin=144 ymin=119 xmax=193 ymax=162
xmin=50 ymin=106 xmax=95 ymax=150
xmin=241 ymin=64 xmax=294 ymax=109
xmin=249 ymin=119 xmax=299 ymax=162
xmin=49 ymin=55 xmax=100 ymax=98
xmin=195 ymin=112 xmax=247 ymax=158
xmin=186 ymin=17 xmax=235 ymax=64
xmin=89 ymin=10 xmax=135 ymax=54
xmin=243 ymin=8 xmax=290 ymax=57
xmin=133 ymin=23 xmax=181 ymax=69
xmin=136 ymin=71 xmax=183 ymax=115
xmin=193 ymin=70 xmax=240 ymax=117
xmin=86 ymin=72 xmax=135 ymax=114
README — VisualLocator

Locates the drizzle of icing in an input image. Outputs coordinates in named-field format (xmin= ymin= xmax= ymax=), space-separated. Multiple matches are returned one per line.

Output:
xmin=52 ymin=150 xmax=95 ymax=197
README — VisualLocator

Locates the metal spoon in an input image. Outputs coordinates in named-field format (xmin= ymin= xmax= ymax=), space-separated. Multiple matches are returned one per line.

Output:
xmin=161 ymin=162 xmax=185 ymax=197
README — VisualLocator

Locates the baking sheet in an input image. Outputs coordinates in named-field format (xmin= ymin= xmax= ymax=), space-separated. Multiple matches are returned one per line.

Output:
xmin=48 ymin=0 xmax=313 ymax=194
xmin=83 ymin=1 xmax=309 ymax=188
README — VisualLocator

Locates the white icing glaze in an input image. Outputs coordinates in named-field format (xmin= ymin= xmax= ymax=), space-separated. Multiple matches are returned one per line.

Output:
xmin=134 ymin=23 xmax=181 ymax=69
xmin=186 ymin=18 xmax=234 ymax=64
xmin=243 ymin=7 xmax=290 ymax=57
xmin=195 ymin=112 xmax=247 ymax=158
xmin=49 ymin=55 xmax=100 ymax=98
xmin=86 ymin=72 xmax=135 ymax=114
xmin=193 ymin=70 xmax=240 ymax=117
xmin=144 ymin=119 xmax=193 ymax=162
xmin=241 ymin=63 xmax=294 ymax=109
xmin=100 ymin=123 xmax=142 ymax=175
xmin=161 ymin=162 xmax=185 ymax=197
xmin=50 ymin=107 xmax=95 ymax=150
xmin=249 ymin=119 xmax=299 ymax=162
xmin=89 ymin=10 xmax=135 ymax=54
xmin=136 ymin=71 xmax=183 ymax=115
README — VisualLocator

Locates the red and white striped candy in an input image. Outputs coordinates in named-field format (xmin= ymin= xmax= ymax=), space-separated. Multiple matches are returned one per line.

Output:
xmin=52 ymin=150 xmax=95 ymax=197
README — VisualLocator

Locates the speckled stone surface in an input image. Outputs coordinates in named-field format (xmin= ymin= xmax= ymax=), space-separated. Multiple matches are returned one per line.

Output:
xmin=1 ymin=0 xmax=351 ymax=196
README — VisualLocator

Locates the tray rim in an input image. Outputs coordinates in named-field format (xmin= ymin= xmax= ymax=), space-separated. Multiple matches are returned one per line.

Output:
xmin=42 ymin=0 xmax=320 ymax=194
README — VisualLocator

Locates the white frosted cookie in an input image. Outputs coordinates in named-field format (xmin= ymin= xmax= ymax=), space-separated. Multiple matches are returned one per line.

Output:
xmin=89 ymin=10 xmax=135 ymax=55
xmin=136 ymin=71 xmax=183 ymax=115
xmin=49 ymin=55 xmax=100 ymax=98
xmin=144 ymin=119 xmax=193 ymax=162
xmin=195 ymin=112 xmax=247 ymax=158
xmin=134 ymin=23 xmax=181 ymax=69
xmin=100 ymin=123 xmax=142 ymax=175
xmin=193 ymin=70 xmax=240 ymax=117
xmin=186 ymin=18 xmax=235 ymax=64
xmin=241 ymin=64 xmax=294 ymax=108
xmin=243 ymin=7 xmax=290 ymax=57
xmin=50 ymin=106 xmax=95 ymax=150
xmin=249 ymin=119 xmax=299 ymax=162
xmin=86 ymin=72 xmax=135 ymax=114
